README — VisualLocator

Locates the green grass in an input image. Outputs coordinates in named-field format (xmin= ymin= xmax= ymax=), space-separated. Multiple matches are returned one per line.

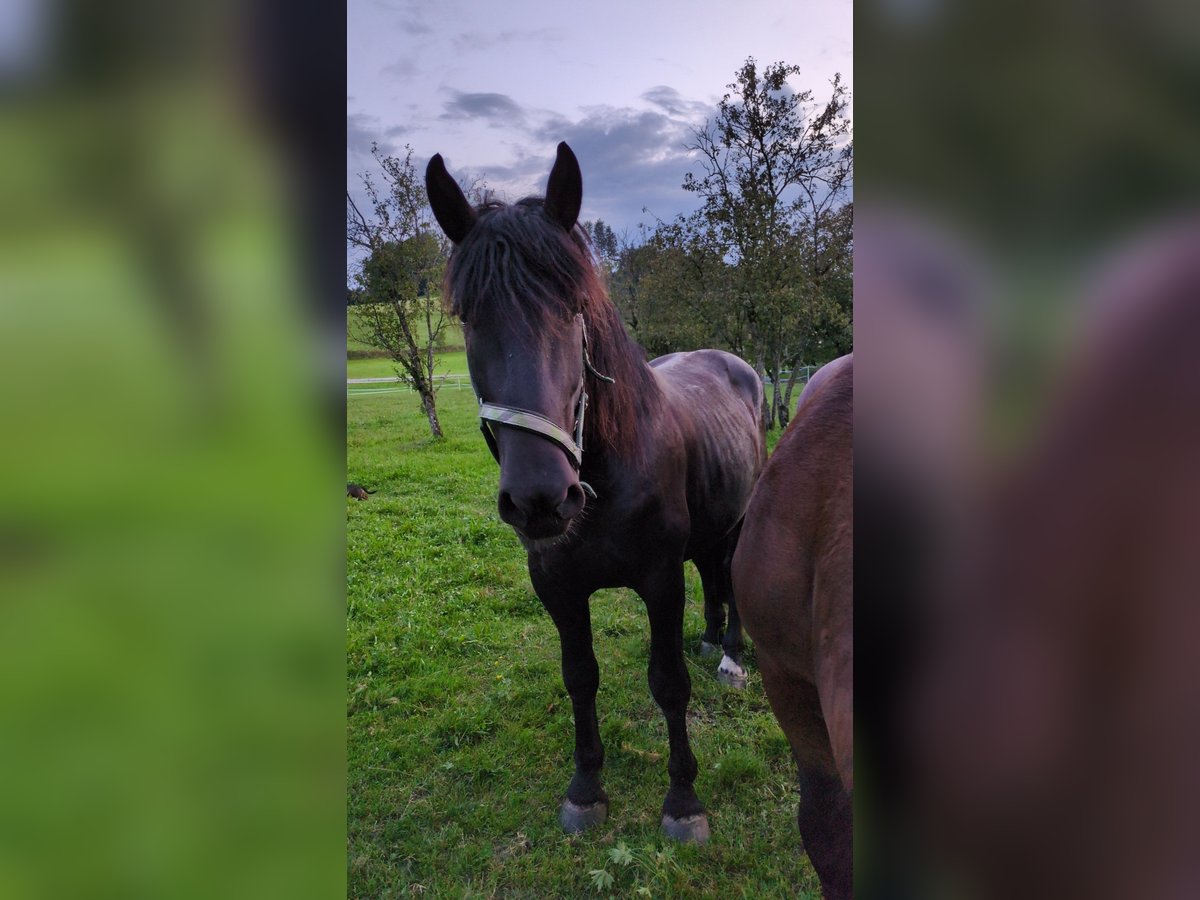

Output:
xmin=347 ymin=351 xmax=469 ymax=382
xmin=347 ymin=388 xmax=814 ymax=897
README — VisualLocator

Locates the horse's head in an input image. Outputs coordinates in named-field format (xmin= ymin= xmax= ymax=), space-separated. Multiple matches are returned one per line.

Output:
xmin=427 ymin=143 xmax=602 ymax=544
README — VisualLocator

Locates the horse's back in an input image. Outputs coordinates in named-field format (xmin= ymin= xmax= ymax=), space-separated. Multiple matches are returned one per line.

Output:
xmin=733 ymin=353 xmax=853 ymax=790
xmin=650 ymin=349 xmax=763 ymax=416
xmin=649 ymin=350 xmax=766 ymax=550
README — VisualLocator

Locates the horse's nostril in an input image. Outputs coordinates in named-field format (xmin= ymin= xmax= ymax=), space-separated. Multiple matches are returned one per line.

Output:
xmin=498 ymin=490 xmax=525 ymax=527
xmin=555 ymin=483 xmax=586 ymax=521
xmin=500 ymin=481 xmax=583 ymax=531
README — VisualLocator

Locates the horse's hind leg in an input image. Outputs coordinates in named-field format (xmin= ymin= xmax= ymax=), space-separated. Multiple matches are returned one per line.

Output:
xmin=638 ymin=563 xmax=710 ymax=843
xmin=696 ymin=556 xmax=725 ymax=656
xmin=762 ymin=662 xmax=853 ymax=898
xmin=798 ymin=762 xmax=853 ymax=900
xmin=695 ymin=537 xmax=747 ymax=688
xmin=537 ymin=586 xmax=608 ymax=833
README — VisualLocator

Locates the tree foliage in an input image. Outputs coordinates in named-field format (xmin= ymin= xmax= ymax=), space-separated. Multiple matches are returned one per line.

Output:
xmin=610 ymin=238 xmax=710 ymax=358
xmin=613 ymin=59 xmax=853 ymax=429
xmin=582 ymin=219 xmax=620 ymax=271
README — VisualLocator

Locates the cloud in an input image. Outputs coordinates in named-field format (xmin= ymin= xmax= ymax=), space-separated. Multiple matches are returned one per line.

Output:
xmin=465 ymin=101 xmax=715 ymax=234
xmin=540 ymin=108 xmax=700 ymax=224
xmin=440 ymin=92 xmax=527 ymax=124
xmin=398 ymin=85 xmax=717 ymax=235
xmin=382 ymin=59 xmax=419 ymax=80
xmin=641 ymin=85 xmax=711 ymax=119
xmin=450 ymin=27 xmax=562 ymax=52
xmin=347 ymin=112 xmax=395 ymax=158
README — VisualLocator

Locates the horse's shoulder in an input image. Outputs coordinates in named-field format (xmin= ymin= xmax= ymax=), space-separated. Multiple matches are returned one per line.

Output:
xmin=793 ymin=354 xmax=853 ymax=419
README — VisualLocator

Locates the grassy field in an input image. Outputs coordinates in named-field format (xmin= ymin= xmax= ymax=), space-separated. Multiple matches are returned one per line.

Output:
xmin=347 ymin=351 xmax=469 ymax=382
xmin=347 ymin=304 xmax=469 ymax=382
xmin=347 ymin=386 xmax=815 ymax=897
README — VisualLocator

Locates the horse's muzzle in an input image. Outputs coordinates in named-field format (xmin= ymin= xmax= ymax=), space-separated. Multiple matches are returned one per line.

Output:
xmin=497 ymin=480 xmax=586 ymax=539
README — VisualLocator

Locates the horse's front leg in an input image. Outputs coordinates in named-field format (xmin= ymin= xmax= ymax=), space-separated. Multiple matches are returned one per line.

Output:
xmin=536 ymin=583 xmax=608 ymax=833
xmin=638 ymin=562 xmax=710 ymax=843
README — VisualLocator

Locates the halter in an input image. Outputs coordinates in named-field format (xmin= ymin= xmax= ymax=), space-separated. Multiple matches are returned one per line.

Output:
xmin=473 ymin=313 xmax=614 ymax=496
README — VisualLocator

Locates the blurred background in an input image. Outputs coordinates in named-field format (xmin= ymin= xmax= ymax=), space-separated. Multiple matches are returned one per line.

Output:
xmin=5 ymin=0 xmax=1199 ymax=895
xmin=0 ymin=0 xmax=346 ymax=896
xmin=855 ymin=0 xmax=1200 ymax=897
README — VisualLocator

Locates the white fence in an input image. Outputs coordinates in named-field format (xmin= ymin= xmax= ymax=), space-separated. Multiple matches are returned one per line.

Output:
xmin=764 ymin=366 xmax=818 ymax=386
xmin=347 ymin=374 xmax=473 ymax=396
xmin=348 ymin=366 xmax=821 ymax=397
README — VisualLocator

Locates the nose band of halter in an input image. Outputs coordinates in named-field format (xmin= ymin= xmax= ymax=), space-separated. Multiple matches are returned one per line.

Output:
xmin=472 ymin=314 xmax=612 ymax=490
xmin=478 ymin=401 xmax=584 ymax=468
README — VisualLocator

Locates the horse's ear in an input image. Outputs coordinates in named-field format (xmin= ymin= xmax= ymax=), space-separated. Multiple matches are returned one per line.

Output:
xmin=425 ymin=154 xmax=476 ymax=244
xmin=544 ymin=142 xmax=582 ymax=233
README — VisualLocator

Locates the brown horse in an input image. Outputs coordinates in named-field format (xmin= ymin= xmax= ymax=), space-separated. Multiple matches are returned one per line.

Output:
xmin=732 ymin=354 xmax=853 ymax=899
xmin=908 ymin=220 xmax=1200 ymax=899
xmin=425 ymin=143 xmax=765 ymax=842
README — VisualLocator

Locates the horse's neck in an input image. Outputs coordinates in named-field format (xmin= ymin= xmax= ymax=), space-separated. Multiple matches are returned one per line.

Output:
xmin=585 ymin=328 xmax=665 ymax=474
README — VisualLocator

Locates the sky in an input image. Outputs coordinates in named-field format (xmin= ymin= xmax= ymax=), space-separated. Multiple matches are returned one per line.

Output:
xmin=347 ymin=0 xmax=851 ymax=244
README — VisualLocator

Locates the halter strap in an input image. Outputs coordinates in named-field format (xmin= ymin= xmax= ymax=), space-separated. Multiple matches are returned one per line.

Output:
xmin=472 ymin=314 xmax=611 ymax=477
xmin=478 ymin=402 xmax=583 ymax=468
xmin=581 ymin=316 xmax=615 ymax=385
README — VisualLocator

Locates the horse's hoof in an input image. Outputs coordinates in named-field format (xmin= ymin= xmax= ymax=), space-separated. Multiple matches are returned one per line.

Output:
xmin=560 ymin=799 xmax=608 ymax=833
xmin=716 ymin=654 xmax=747 ymax=689
xmin=699 ymin=640 xmax=721 ymax=657
xmin=662 ymin=812 xmax=710 ymax=844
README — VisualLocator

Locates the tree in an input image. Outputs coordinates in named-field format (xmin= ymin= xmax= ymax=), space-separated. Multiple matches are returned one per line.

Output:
xmin=610 ymin=237 xmax=655 ymax=350
xmin=677 ymin=58 xmax=853 ymax=428
xmin=774 ymin=201 xmax=854 ymax=426
xmin=641 ymin=221 xmax=749 ymax=358
xmin=347 ymin=144 xmax=451 ymax=439
xmin=582 ymin=219 xmax=620 ymax=272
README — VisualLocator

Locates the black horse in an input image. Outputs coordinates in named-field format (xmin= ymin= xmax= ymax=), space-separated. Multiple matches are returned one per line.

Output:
xmin=426 ymin=143 xmax=765 ymax=842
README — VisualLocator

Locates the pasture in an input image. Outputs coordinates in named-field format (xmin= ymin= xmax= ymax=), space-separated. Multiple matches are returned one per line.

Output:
xmin=347 ymin=385 xmax=817 ymax=897
xmin=347 ymin=305 xmax=467 ymax=383
xmin=347 ymin=351 xmax=469 ymax=383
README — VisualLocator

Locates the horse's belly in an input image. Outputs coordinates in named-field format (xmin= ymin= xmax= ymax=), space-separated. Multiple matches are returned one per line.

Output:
xmin=685 ymin=418 xmax=763 ymax=551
